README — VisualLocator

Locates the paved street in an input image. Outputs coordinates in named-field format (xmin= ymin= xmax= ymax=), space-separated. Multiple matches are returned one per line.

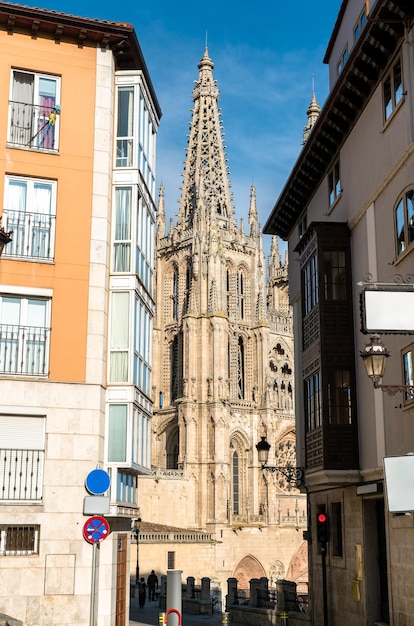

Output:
xmin=129 ymin=596 xmax=242 ymax=626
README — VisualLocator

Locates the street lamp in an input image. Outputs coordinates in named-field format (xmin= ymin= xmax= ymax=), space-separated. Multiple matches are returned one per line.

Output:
xmin=360 ymin=334 xmax=414 ymax=396
xmin=132 ymin=517 xmax=141 ymax=584
xmin=256 ymin=437 xmax=304 ymax=484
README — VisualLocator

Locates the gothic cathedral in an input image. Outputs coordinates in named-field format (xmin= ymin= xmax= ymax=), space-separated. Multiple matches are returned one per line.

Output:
xmin=138 ymin=48 xmax=308 ymax=595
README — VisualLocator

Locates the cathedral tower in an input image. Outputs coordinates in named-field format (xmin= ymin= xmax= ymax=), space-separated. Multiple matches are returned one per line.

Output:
xmin=139 ymin=48 xmax=307 ymax=594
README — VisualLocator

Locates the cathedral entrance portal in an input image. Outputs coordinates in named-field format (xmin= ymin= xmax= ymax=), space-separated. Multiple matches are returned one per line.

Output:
xmin=233 ymin=555 xmax=266 ymax=590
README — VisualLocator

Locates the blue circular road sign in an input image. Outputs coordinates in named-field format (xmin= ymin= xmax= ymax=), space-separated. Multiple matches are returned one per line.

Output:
xmin=85 ymin=469 xmax=111 ymax=495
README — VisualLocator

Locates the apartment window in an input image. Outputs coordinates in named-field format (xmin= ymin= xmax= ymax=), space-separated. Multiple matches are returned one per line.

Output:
xmin=0 ymin=295 xmax=50 ymax=376
xmin=383 ymin=56 xmax=403 ymax=121
xmin=134 ymin=297 xmax=153 ymax=397
xmin=0 ymin=525 xmax=40 ymax=555
xmin=328 ymin=160 xmax=341 ymax=206
xmin=167 ymin=551 xmax=175 ymax=569
xmin=395 ymin=189 xmax=414 ymax=256
xmin=354 ymin=9 xmax=367 ymax=41
xmin=402 ymin=344 xmax=414 ymax=405
xmin=298 ymin=214 xmax=307 ymax=239
xmin=108 ymin=404 xmax=128 ymax=462
xmin=327 ymin=370 xmax=353 ymax=424
xmin=115 ymin=84 xmax=157 ymax=195
xmin=303 ymin=253 xmax=318 ymax=316
xmin=116 ymin=470 xmax=137 ymax=505
xmin=109 ymin=292 xmax=129 ymax=383
xmin=116 ymin=86 xmax=134 ymax=168
xmin=113 ymin=187 xmax=132 ymax=272
xmin=323 ymin=250 xmax=347 ymax=300
xmin=337 ymin=47 xmax=348 ymax=76
xmin=8 ymin=70 xmax=60 ymax=150
xmin=0 ymin=414 xmax=45 ymax=501
xmin=305 ymin=371 xmax=321 ymax=431
xmin=3 ymin=176 xmax=56 ymax=261
xmin=331 ymin=502 xmax=343 ymax=557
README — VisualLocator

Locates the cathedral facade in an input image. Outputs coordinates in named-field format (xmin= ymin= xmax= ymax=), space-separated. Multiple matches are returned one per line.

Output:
xmin=137 ymin=48 xmax=307 ymax=596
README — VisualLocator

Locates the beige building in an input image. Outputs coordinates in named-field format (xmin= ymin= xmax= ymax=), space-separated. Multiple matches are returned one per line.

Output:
xmin=265 ymin=1 xmax=414 ymax=625
xmin=137 ymin=48 xmax=307 ymax=597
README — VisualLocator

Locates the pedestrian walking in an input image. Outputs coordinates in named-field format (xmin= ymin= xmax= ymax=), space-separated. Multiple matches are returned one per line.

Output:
xmin=138 ymin=577 xmax=147 ymax=609
xmin=147 ymin=569 xmax=158 ymax=601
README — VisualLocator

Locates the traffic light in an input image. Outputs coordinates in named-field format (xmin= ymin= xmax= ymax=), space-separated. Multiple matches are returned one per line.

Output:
xmin=316 ymin=511 xmax=329 ymax=544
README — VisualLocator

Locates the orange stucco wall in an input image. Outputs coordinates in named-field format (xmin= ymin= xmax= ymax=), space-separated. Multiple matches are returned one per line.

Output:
xmin=0 ymin=30 xmax=102 ymax=382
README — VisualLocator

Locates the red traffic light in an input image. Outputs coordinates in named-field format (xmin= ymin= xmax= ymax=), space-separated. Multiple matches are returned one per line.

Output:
xmin=316 ymin=511 xmax=329 ymax=543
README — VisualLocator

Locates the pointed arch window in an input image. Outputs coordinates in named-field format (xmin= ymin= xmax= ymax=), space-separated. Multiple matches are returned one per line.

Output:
xmin=232 ymin=450 xmax=239 ymax=515
xmin=172 ymin=268 xmax=179 ymax=320
xmin=237 ymin=337 xmax=245 ymax=399
xmin=184 ymin=263 xmax=191 ymax=314
xmin=226 ymin=270 xmax=231 ymax=316
xmin=166 ymin=426 xmax=179 ymax=469
xmin=237 ymin=271 xmax=245 ymax=319
xmin=171 ymin=335 xmax=179 ymax=401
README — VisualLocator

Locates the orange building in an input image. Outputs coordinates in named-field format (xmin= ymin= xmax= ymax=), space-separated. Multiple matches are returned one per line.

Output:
xmin=0 ymin=3 xmax=160 ymax=625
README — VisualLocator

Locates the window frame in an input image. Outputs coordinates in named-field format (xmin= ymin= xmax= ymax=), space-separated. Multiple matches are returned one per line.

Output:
xmin=3 ymin=175 xmax=57 ymax=261
xmin=303 ymin=252 xmax=319 ymax=316
xmin=402 ymin=343 xmax=414 ymax=406
xmin=328 ymin=159 xmax=341 ymax=208
xmin=353 ymin=9 xmax=367 ymax=42
xmin=383 ymin=55 xmax=403 ymax=123
xmin=305 ymin=371 xmax=322 ymax=431
xmin=0 ymin=525 xmax=40 ymax=555
xmin=336 ymin=47 xmax=348 ymax=76
xmin=8 ymin=69 xmax=61 ymax=151
xmin=394 ymin=188 xmax=414 ymax=258
xmin=0 ymin=291 xmax=51 ymax=377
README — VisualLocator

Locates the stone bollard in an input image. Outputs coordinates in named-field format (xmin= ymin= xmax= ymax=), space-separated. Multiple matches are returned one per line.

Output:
xmin=249 ymin=578 xmax=260 ymax=606
xmin=201 ymin=577 xmax=211 ymax=602
xmin=187 ymin=576 xmax=195 ymax=599
xmin=276 ymin=579 xmax=297 ymax=612
xmin=227 ymin=577 xmax=238 ymax=606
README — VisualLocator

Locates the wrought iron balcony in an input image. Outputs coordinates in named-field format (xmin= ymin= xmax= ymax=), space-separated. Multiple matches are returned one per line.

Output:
xmin=8 ymin=100 xmax=59 ymax=151
xmin=2 ymin=209 xmax=55 ymax=261
xmin=0 ymin=324 xmax=49 ymax=376
xmin=0 ymin=448 xmax=44 ymax=501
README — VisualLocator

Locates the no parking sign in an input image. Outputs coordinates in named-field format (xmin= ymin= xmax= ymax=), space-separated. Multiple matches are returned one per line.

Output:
xmin=83 ymin=515 xmax=110 ymax=544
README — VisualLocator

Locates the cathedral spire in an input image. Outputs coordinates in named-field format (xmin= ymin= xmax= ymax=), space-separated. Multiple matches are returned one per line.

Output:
xmin=303 ymin=78 xmax=320 ymax=144
xmin=177 ymin=48 xmax=234 ymax=230
xmin=157 ymin=183 xmax=166 ymax=238
xmin=248 ymin=185 xmax=258 ymax=236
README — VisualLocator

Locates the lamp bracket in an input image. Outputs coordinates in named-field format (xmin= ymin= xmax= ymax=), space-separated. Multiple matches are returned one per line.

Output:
xmin=261 ymin=465 xmax=305 ymax=484
xmin=373 ymin=381 xmax=414 ymax=397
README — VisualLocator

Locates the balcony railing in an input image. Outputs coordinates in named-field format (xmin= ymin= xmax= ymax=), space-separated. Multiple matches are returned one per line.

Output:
xmin=8 ymin=100 xmax=59 ymax=151
xmin=2 ymin=209 xmax=55 ymax=261
xmin=0 ymin=324 xmax=49 ymax=376
xmin=0 ymin=449 xmax=44 ymax=501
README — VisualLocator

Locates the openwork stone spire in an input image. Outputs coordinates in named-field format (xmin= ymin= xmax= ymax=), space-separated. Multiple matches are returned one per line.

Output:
xmin=177 ymin=47 xmax=234 ymax=230
xmin=303 ymin=86 xmax=320 ymax=144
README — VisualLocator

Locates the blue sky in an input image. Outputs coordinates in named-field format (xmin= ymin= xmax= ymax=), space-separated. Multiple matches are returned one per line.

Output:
xmin=20 ymin=0 xmax=342 ymax=246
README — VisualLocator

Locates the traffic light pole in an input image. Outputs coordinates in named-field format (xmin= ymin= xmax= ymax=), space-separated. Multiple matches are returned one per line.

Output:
xmin=321 ymin=543 xmax=328 ymax=626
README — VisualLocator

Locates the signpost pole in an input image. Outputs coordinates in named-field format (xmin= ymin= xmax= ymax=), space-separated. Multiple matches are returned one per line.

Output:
xmin=90 ymin=542 xmax=98 ymax=626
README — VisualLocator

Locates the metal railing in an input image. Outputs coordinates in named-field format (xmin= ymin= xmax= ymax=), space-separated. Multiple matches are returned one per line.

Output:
xmin=0 ymin=324 xmax=49 ymax=376
xmin=2 ymin=209 xmax=55 ymax=261
xmin=8 ymin=100 xmax=59 ymax=150
xmin=0 ymin=449 xmax=44 ymax=500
